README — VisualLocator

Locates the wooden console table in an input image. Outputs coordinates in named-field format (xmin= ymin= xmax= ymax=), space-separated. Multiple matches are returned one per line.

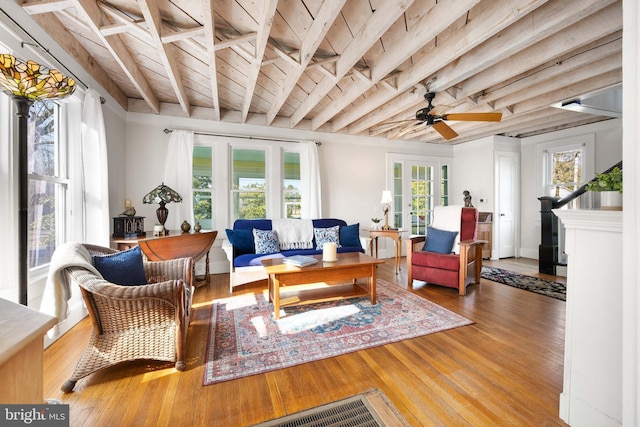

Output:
xmin=112 ymin=231 xmax=217 ymax=287
xmin=368 ymin=228 xmax=404 ymax=274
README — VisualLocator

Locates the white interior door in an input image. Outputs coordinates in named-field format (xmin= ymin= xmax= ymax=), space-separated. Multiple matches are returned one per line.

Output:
xmin=496 ymin=152 xmax=518 ymax=258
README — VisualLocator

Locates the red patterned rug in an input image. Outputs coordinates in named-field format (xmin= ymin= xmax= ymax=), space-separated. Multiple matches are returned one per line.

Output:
xmin=203 ymin=279 xmax=473 ymax=385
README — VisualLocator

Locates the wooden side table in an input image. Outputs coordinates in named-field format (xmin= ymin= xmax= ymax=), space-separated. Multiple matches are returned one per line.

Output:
xmin=0 ymin=298 xmax=57 ymax=403
xmin=112 ymin=231 xmax=218 ymax=287
xmin=368 ymin=228 xmax=404 ymax=274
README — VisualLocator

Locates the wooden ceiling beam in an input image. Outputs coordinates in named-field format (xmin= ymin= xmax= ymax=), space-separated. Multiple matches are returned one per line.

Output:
xmin=266 ymin=0 xmax=346 ymax=125
xmin=21 ymin=0 xmax=74 ymax=15
xmin=477 ymin=34 xmax=622 ymax=105
xmin=161 ymin=27 xmax=206 ymax=44
xmin=240 ymin=0 xmax=278 ymax=123
xmin=21 ymin=7 xmax=129 ymax=110
xmin=310 ymin=0 xmax=481 ymax=131
xmin=138 ymin=0 xmax=191 ymax=117
xmin=289 ymin=0 xmax=416 ymax=127
xmin=439 ymin=2 xmax=621 ymax=106
xmin=202 ymin=0 xmax=220 ymax=120
xmin=213 ymin=32 xmax=257 ymax=51
xmin=68 ymin=0 xmax=160 ymax=113
xmin=98 ymin=3 xmax=151 ymax=41
xmin=342 ymin=0 xmax=613 ymax=135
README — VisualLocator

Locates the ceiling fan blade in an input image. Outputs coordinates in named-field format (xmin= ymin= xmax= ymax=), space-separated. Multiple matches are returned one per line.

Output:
xmin=432 ymin=121 xmax=458 ymax=140
xmin=442 ymin=112 xmax=503 ymax=122
xmin=427 ymin=105 xmax=452 ymax=116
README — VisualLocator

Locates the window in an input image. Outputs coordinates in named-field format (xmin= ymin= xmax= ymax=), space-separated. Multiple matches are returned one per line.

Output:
xmin=193 ymin=146 xmax=213 ymax=229
xmin=392 ymin=162 xmax=402 ymax=228
xmin=441 ymin=165 xmax=449 ymax=206
xmin=231 ymin=148 xmax=266 ymax=219
xmin=28 ymin=100 xmax=67 ymax=268
xmin=283 ymin=151 xmax=301 ymax=218
xmin=546 ymin=147 xmax=584 ymax=198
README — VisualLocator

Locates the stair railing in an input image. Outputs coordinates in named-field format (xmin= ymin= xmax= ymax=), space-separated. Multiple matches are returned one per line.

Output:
xmin=538 ymin=160 xmax=622 ymax=274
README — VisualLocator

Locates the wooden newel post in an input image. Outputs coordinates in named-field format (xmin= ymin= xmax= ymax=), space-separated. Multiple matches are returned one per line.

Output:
xmin=538 ymin=196 xmax=559 ymax=275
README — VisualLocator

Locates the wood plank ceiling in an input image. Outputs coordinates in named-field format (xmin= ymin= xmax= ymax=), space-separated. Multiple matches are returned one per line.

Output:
xmin=17 ymin=0 xmax=622 ymax=144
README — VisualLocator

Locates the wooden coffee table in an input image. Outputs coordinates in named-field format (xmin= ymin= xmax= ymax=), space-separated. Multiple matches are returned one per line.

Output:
xmin=261 ymin=252 xmax=385 ymax=319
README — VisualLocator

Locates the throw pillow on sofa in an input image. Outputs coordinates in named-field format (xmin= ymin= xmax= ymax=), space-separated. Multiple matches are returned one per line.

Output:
xmin=422 ymin=226 xmax=458 ymax=254
xmin=92 ymin=245 xmax=147 ymax=285
xmin=225 ymin=228 xmax=255 ymax=255
xmin=253 ymin=228 xmax=280 ymax=254
xmin=314 ymin=225 xmax=341 ymax=250
xmin=339 ymin=223 xmax=362 ymax=249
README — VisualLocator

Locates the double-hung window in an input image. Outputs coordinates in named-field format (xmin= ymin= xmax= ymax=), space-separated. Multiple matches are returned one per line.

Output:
xmin=283 ymin=151 xmax=301 ymax=218
xmin=231 ymin=148 xmax=267 ymax=219
xmin=28 ymin=100 xmax=67 ymax=269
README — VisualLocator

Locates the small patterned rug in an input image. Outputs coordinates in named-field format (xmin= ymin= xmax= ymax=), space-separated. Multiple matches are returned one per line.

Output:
xmin=203 ymin=279 xmax=472 ymax=385
xmin=481 ymin=266 xmax=566 ymax=301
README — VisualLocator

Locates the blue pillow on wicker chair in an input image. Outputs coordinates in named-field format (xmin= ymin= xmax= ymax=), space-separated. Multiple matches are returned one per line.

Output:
xmin=422 ymin=226 xmax=458 ymax=254
xmin=92 ymin=245 xmax=147 ymax=285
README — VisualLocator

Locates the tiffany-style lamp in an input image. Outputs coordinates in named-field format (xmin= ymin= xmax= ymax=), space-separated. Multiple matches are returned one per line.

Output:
xmin=0 ymin=54 xmax=76 ymax=305
xmin=143 ymin=183 xmax=183 ymax=234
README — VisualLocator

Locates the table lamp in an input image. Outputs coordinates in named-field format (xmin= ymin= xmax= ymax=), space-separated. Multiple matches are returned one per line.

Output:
xmin=0 ymin=54 xmax=76 ymax=305
xmin=380 ymin=190 xmax=393 ymax=230
xmin=143 ymin=183 xmax=182 ymax=234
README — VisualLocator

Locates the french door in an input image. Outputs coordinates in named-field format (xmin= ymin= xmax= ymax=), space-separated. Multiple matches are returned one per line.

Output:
xmin=388 ymin=155 xmax=449 ymax=236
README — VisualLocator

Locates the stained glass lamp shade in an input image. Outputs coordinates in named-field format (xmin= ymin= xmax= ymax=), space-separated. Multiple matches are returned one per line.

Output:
xmin=143 ymin=183 xmax=182 ymax=228
xmin=0 ymin=54 xmax=76 ymax=101
xmin=0 ymin=54 xmax=76 ymax=306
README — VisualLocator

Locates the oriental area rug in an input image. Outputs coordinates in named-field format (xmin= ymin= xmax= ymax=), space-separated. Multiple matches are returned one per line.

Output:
xmin=481 ymin=266 xmax=566 ymax=301
xmin=203 ymin=279 xmax=472 ymax=385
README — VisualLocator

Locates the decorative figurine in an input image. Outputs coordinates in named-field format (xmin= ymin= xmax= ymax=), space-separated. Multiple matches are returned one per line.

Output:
xmin=463 ymin=190 xmax=473 ymax=207
xmin=194 ymin=221 xmax=202 ymax=233
xmin=181 ymin=220 xmax=191 ymax=233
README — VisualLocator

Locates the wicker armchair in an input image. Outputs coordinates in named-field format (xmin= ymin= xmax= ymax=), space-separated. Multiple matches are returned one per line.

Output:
xmin=60 ymin=244 xmax=194 ymax=393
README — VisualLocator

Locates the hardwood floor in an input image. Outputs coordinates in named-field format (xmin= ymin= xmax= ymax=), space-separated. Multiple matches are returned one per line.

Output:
xmin=43 ymin=257 xmax=568 ymax=426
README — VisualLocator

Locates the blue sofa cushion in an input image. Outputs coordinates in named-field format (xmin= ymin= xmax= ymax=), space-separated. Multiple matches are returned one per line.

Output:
xmin=92 ymin=246 xmax=147 ymax=285
xmin=225 ymin=228 xmax=255 ymax=256
xmin=422 ymin=226 xmax=458 ymax=254
xmin=339 ymin=223 xmax=362 ymax=250
xmin=253 ymin=228 xmax=280 ymax=255
xmin=314 ymin=225 xmax=341 ymax=250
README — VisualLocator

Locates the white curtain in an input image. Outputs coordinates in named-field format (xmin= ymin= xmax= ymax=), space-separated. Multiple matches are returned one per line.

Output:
xmin=163 ymin=130 xmax=194 ymax=231
xmin=81 ymin=89 xmax=110 ymax=246
xmin=300 ymin=141 xmax=322 ymax=218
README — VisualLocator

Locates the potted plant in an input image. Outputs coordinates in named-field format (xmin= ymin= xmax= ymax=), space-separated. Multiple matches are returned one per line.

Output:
xmin=371 ymin=218 xmax=381 ymax=230
xmin=585 ymin=166 xmax=622 ymax=210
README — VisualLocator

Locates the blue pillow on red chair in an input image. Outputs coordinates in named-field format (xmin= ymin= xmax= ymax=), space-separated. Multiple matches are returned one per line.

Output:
xmin=422 ymin=226 xmax=458 ymax=254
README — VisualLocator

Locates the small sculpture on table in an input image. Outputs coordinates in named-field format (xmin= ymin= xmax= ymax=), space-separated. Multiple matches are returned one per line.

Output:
xmin=463 ymin=190 xmax=474 ymax=208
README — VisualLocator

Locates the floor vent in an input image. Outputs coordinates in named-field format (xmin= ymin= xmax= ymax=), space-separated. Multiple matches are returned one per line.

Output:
xmin=254 ymin=395 xmax=385 ymax=427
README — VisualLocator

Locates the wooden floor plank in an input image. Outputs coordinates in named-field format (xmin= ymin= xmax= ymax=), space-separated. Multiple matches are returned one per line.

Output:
xmin=43 ymin=257 xmax=569 ymax=426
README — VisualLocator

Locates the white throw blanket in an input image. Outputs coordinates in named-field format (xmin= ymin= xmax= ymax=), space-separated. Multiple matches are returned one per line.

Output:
xmin=41 ymin=242 xmax=102 ymax=322
xmin=432 ymin=205 xmax=463 ymax=254
xmin=271 ymin=218 xmax=314 ymax=250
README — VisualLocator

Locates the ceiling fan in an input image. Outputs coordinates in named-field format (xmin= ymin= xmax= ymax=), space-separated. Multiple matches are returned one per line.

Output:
xmin=387 ymin=91 xmax=503 ymax=140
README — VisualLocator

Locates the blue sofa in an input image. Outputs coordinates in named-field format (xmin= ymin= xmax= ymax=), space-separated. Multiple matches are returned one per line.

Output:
xmin=221 ymin=218 xmax=365 ymax=291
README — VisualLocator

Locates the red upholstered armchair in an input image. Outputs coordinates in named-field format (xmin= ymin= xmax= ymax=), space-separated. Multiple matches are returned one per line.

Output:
xmin=405 ymin=206 xmax=486 ymax=295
